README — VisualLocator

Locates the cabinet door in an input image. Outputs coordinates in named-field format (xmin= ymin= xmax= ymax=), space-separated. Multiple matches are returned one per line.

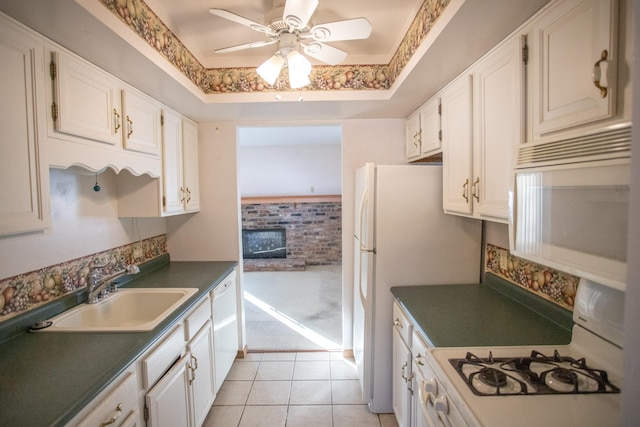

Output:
xmin=392 ymin=327 xmax=412 ymax=427
xmin=405 ymin=111 xmax=421 ymax=160
xmin=472 ymin=35 xmax=523 ymax=222
xmin=161 ymin=109 xmax=184 ymax=216
xmin=419 ymin=97 xmax=442 ymax=156
xmin=182 ymin=119 xmax=200 ymax=213
xmin=0 ymin=19 xmax=50 ymax=236
xmin=52 ymin=51 xmax=121 ymax=146
xmin=146 ymin=353 xmax=192 ymax=427
xmin=188 ymin=322 xmax=215 ymax=427
xmin=532 ymin=0 xmax=616 ymax=136
xmin=122 ymin=89 xmax=161 ymax=155
xmin=442 ymin=75 xmax=473 ymax=215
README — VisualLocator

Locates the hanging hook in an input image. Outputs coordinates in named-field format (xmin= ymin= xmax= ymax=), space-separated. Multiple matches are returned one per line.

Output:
xmin=93 ymin=173 xmax=101 ymax=192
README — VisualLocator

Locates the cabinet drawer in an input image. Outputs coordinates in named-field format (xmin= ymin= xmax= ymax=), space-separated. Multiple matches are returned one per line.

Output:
xmin=184 ymin=294 xmax=211 ymax=341
xmin=392 ymin=301 xmax=412 ymax=346
xmin=412 ymin=330 xmax=429 ymax=361
xmin=142 ymin=324 xmax=185 ymax=389
xmin=75 ymin=368 xmax=138 ymax=427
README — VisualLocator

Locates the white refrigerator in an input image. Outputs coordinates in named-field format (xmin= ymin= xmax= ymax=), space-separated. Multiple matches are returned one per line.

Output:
xmin=353 ymin=163 xmax=482 ymax=413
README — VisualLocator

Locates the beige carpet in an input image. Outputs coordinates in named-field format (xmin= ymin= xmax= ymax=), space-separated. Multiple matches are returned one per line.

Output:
xmin=243 ymin=265 xmax=342 ymax=351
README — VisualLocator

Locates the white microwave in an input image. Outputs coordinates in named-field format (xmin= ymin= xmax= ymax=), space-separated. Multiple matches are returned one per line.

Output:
xmin=509 ymin=125 xmax=631 ymax=291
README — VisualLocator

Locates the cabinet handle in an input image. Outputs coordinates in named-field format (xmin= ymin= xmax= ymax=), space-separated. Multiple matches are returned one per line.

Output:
xmin=462 ymin=179 xmax=469 ymax=202
xmin=472 ymin=177 xmax=480 ymax=202
xmin=401 ymin=362 xmax=410 ymax=382
xmin=180 ymin=187 xmax=185 ymax=203
xmin=415 ymin=353 xmax=424 ymax=366
xmin=393 ymin=318 xmax=403 ymax=328
xmin=185 ymin=187 xmax=191 ymax=203
xmin=98 ymin=403 xmax=122 ymax=427
xmin=126 ymin=116 xmax=133 ymax=138
xmin=113 ymin=109 xmax=121 ymax=133
xmin=592 ymin=49 xmax=609 ymax=98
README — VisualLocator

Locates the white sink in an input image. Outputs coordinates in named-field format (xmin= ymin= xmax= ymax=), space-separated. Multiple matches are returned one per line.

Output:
xmin=41 ymin=288 xmax=198 ymax=332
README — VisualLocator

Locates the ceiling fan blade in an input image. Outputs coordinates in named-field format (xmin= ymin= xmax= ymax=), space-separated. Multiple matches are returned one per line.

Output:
xmin=214 ymin=40 xmax=277 ymax=54
xmin=283 ymin=0 xmax=318 ymax=30
xmin=209 ymin=9 xmax=274 ymax=35
xmin=307 ymin=18 xmax=373 ymax=42
xmin=302 ymin=42 xmax=348 ymax=66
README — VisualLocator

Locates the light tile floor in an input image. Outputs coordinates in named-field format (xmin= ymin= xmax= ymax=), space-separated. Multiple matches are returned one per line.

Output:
xmin=202 ymin=351 xmax=399 ymax=427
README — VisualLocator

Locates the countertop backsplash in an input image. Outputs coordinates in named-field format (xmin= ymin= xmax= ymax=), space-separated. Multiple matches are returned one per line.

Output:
xmin=0 ymin=234 xmax=168 ymax=322
xmin=486 ymin=243 xmax=580 ymax=310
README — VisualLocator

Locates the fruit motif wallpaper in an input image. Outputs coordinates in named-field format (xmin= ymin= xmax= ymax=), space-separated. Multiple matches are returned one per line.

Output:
xmin=0 ymin=235 xmax=168 ymax=321
xmin=486 ymin=243 xmax=580 ymax=310
xmin=99 ymin=0 xmax=450 ymax=93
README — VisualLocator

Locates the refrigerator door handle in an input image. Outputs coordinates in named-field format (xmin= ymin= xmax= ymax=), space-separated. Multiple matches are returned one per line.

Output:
xmin=358 ymin=188 xmax=369 ymax=251
xmin=358 ymin=252 xmax=366 ymax=307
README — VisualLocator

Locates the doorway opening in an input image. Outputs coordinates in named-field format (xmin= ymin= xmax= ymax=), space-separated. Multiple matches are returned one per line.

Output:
xmin=237 ymin=125 xmax=343 ymax=352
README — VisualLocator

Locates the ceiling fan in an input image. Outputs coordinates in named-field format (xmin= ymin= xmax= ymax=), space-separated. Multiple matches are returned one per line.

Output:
xmin=209 ymin=0 xmax=373 ymax=88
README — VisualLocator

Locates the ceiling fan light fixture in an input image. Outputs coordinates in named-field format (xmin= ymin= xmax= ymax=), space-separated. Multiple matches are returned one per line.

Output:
xmin=286 ymin=50 xmax=312 ymax=89
xmin=257 ymin=53 xmax=285 ymax=85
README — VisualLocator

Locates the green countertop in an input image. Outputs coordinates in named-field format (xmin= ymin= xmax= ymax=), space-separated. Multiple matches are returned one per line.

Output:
xmin=391 ymin=273 xmax=573 ymax=348
xmin=0 ymin=255 xmax=237 ymax=427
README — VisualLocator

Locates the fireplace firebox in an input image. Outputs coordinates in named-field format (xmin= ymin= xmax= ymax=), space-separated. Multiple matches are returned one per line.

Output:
xmin=242 ymin=228 xmax=286 ymax=259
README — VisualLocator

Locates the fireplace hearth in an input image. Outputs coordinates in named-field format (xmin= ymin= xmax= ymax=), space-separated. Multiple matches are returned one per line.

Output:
xmin=242 ymin=228 xmax=286 ymax=259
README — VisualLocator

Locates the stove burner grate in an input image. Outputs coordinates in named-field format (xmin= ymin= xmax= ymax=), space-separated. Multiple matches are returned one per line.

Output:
xmin=449 ymin=350 xmax=620 ymax=396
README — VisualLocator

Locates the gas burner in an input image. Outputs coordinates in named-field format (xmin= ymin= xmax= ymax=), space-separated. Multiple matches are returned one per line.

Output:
xmin=478 ymin=368 xmax=508 ymax=388
xmin=449 ymin=350 xmax=620 ymax=396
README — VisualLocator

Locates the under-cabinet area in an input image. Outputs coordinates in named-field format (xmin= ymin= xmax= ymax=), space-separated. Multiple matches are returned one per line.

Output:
xmin=0 ymin=259 xmax=238 ymax=427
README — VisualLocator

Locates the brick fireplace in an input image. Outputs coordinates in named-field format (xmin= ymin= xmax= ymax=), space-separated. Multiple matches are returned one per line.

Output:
xmin=241 ymin=196 xmax=342 ymax=272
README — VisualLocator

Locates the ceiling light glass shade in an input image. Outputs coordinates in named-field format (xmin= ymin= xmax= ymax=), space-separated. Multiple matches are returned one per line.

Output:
xmin=287 ymin=50 xmax=312 ymax=89
xmin=256 ymin=54 xmax=285 ymax=85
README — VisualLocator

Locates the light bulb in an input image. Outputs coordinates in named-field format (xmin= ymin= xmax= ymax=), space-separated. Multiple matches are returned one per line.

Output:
xmin=257 ymin=54 xmax=285 ymax=85
xmin=287 ymin=51 xmax=311 ymax=89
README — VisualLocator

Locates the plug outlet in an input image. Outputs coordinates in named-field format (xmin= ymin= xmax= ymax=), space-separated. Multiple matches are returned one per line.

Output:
xmin=498 ymin=249 xmax=508 ymax=270
xmin=133 ymin=245 xmax=143 ymax=259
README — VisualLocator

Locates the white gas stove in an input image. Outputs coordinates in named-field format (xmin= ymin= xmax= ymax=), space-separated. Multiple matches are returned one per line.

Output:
xmin=419 ymin=278 xmax=624 ymax=427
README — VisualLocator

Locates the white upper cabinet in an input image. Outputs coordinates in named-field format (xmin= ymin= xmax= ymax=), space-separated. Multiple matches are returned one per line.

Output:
xmin=442 ymin=32 xmax=523 ymax=223
xmin=46 ymin=46 xmax=161 ymax=176
xmin=531 ymin=0 xmax=617 ymax=138
xmin=442 ymin=75 xmax=474 ymax=216
xmin=405 ymin=96 xmax=442 ymax=161
xmin=471 ymin=35 xmax=524 ymax=221
xmin=181 ymin=119 xmax=201 ymax=213
xmin=405 ymin=111 xmax=421 ymax=160
xmin=121 ymin=88 xmax=162 ymax=156
xmin=51 ymin=51 xmax=121 ymax=147
xmin=0 ymin=15 xmax=51 ymax=236
xmin=117 ymin=109 xmax=199 ymax=217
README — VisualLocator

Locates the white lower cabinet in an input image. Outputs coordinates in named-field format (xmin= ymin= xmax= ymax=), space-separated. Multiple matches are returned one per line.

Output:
xmin=188 ymin=321 xmax=216 ymax=427
xmin=145 ymin=353 xmax=192 ymax=427
xmin=392 ymin=302 xmax=413 ymax=427
xmin=142 ymin=293 xmax=216 ymax=427
xmin=68 ymin=365 xmax=139 ymax=427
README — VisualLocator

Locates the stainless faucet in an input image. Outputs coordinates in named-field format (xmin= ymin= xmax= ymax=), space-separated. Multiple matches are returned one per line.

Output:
xmin=86 ymin=263 xmax=140 ymax=304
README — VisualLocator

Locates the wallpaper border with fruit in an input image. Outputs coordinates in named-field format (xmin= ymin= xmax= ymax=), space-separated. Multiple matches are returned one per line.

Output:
xmin=0 ymin=235 xmax=168 ymax=322
xmin=486 ymin=244 xmax=579 ymax=310
xmin=99 ymin=0 xmax=450 ymax=94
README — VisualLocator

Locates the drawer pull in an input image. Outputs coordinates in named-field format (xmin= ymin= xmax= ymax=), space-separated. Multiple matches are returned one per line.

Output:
xmin=98 ymin=403 xmax=122 ymax=427
xmin=393 ymin=318 xmax=403 ymax=328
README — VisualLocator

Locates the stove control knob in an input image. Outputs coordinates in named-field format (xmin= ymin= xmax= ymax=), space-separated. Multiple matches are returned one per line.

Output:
xmin=434 ymin=395 xmax=449 ymax=414
xmin=425 ymin=378 xmax=438 ymax=395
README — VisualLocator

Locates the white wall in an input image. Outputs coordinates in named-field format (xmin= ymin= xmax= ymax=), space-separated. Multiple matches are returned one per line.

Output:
xmin=237 ymin=143 xmax=341 ymax=197
xmin=166 ymin=118 xmax=407 ymax=352
xmin=0 ymin=168 xmax=166 ymax=280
